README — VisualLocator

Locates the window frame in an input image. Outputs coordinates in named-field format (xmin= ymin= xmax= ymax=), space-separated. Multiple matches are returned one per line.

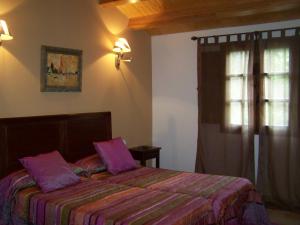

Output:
xmin=224 ymin=50 xmax=250 ymax=131
xmin=262 ymin=47 xmax=290 ymax=128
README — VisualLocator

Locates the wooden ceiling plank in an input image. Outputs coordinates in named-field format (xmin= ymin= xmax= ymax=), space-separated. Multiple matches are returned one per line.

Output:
xmin=99 ymin=0 xmax=149 ymax=8
xmin=147 ymin=8 xmax=300 ymax=35
xmin=128 ymin=1 xmax=300 ymax=29
xmin=101 ymin=0 xmax=300 ymax=35
xmin=99 ymin=0 xmax=128 ymax=7
xmin=117 ymin=0 xmax=164 ymax=17
xmin=122 ymin=0 xmax=300 ymax=18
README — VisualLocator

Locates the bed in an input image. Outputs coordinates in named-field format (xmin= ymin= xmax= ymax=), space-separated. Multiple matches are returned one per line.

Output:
xmin=90 ymin=167 xmax=259 ymax=224
xmin=0 ymin=112 xmax=269 ymax=225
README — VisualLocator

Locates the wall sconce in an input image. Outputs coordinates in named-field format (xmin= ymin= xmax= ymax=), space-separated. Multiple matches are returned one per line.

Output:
xmin=0 ymin=20 xmax=13 ymax=46
xmin=112 ymin=38 xmax=131 ymax=69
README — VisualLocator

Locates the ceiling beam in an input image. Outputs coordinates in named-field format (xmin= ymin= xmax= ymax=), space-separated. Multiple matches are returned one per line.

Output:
xmin=99 ymin=0 xmax=147 ymax=8
xmin=147 ymin=8 xmax=300 ymax=35
xmin=99 ymin=0 xmax=131 ymax=7
xmin=128 ymin=1 xmax=300 ymax=30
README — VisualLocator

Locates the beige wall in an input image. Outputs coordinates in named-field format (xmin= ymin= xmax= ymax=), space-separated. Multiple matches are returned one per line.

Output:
xmin=0 ymin=0 xmax=152 ymax=147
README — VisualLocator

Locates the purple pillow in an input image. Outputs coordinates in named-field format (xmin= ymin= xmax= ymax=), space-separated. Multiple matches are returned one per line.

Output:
xmin=19 ymin=151 xmax=80 ymax=193
xmin=93 ymin=137 xmax=137 ymax=175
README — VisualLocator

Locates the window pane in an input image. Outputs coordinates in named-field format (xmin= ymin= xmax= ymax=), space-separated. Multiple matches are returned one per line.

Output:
xmin=227 ymin=51 xmax=249 ymax=75
xmin=264 ymin=48 xmax=289 ymax=74
xmin=243 ymin=101 xmax=249 ymax=126
xmin=228 ymin=77 xmax=243 ymax=100
xmin=243 ymin=76 xmax=248 ymax=100
xmin=264 ymin=74 xmax=289 ymax=100
xmin=265 ymin=102 xmax=289 ymax=127
xmin=264 ymin=48 xmax=290 ymax=127
xmin=230 ymin=102 xmax=242 ymax=125
xmin=226 ymin=50 xmax=249 ymax=126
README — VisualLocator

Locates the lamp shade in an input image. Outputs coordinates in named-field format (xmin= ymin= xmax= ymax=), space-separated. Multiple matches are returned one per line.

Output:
xmin=0 ymin=20 xmax=13 ymax=41
xmin=113 ymin=38 xmax=131 ymax=53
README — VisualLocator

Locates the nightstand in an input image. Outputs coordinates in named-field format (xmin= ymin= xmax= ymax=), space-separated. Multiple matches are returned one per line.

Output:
xmin=129 ymin=145 xmax=161 ymax=168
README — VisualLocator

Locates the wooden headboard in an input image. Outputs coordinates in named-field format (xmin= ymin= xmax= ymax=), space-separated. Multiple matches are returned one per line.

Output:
xmin=0 ymin=112 xmax=112 ymax=178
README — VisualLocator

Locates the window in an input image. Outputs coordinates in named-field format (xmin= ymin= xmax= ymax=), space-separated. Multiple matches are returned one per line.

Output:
xmin=226 ymin=48 xmax=290 ymax=128
xmin=263 ymin=48 xmax=290 ymax=127
xmin=226 ymin=51 xmax=249 ymax=126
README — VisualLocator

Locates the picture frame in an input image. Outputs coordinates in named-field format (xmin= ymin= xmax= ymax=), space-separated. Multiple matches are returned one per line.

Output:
xmin=41 ymin=45 xmax=82 ymax=92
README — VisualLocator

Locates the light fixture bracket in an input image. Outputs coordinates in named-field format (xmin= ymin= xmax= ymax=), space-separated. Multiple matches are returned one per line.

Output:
xmin=115 ymin=52 xmax=132 ymax=70
xmin=112 ymin=38 xmax=131 ymax=70
xmin=0 ymin=20 xmax=13 ymax=46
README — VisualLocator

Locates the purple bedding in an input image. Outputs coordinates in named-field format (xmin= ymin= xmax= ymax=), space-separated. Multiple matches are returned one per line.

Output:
xmin=0 ymin=170 xmax=214 ymax=225
xmin=0 ymin=167 xmax=271 ymax=225
xmin=90 ymin=167 xmax=265 ymax=224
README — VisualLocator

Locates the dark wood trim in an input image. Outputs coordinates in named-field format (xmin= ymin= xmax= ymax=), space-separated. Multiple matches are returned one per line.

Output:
xmin=253 ymin=32 xmax=261 ymax=134
xmin=129 ymin=146 xmax=161 ymax=168
xmin=191 ymin=27 xmax=300 ymax=42
xmin=0 ymin=112 xmax=112 ymax=178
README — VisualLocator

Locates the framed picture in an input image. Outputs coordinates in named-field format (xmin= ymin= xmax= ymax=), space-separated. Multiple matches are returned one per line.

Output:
xmin=41 ymin=45 xmax=82 ymax=92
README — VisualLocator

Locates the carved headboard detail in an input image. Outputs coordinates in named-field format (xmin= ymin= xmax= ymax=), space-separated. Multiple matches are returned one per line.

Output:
xmin=0 ymin=112 xmax=112 ymax=178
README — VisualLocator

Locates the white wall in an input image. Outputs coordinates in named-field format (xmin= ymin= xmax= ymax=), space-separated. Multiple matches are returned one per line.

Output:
xmin=152 ymin=20 xmax=300 ymax=172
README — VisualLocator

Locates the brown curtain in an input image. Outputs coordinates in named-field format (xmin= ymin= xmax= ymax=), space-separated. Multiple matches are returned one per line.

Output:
xmin=195 ymin=38 xmax=255 ymax=182
xmin=257 ymin=35 xmax=300 ymax=209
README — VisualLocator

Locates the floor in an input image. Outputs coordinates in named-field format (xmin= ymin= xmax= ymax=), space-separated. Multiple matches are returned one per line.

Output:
xmin=268 ymin=209 xmax=300 ymax=225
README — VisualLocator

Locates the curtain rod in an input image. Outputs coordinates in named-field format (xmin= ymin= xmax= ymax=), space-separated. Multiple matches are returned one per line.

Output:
xmin=191 ymin=26 xmax=300 ymax=41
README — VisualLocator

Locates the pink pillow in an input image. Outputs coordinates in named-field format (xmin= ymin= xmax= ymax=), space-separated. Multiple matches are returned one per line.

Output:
xmin=19 ymin=151 xmax=80 ymax=193
xmin=93 ymin=137 xmax=137 ymax=175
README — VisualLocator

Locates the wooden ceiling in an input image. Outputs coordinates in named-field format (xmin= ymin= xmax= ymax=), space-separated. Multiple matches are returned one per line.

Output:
xmin=99 ymin=0 xmax=300 ymax=35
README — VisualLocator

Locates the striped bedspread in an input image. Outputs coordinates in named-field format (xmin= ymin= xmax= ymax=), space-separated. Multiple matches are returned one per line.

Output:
xmin=91 ymin=167 xmax=259 ymax=223
xmin=0 ymin=167 xmax=261 ymax=225
xmin=14 ymin=179 xmax=213 ymax=225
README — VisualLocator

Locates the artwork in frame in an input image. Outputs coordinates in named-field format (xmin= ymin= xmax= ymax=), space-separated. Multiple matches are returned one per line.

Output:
xmin=41 ymin=45 xmax=82 ymax=92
